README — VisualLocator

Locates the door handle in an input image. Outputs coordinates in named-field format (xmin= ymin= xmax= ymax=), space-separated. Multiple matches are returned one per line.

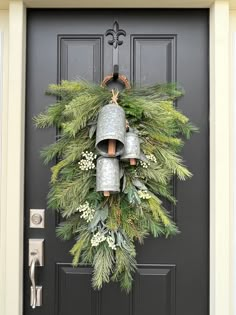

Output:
xmin=29 ymin=255 xmax=40 ymax=308
xmin=28 ymin=239 xmax=44 ymax=308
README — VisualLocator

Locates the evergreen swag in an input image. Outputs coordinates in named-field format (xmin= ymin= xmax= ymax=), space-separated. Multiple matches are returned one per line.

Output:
xmin=34 ymin=80 xmax=196 ymax=292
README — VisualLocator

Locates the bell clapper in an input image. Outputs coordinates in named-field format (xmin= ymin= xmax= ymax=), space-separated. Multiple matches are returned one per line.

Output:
xmin=130 ymin=158 xmax=136 ymax=166
xmin=108 ymin=139 xmax=116 ymax=157
xmin=103 ymin=191 xmax=110 ymax=197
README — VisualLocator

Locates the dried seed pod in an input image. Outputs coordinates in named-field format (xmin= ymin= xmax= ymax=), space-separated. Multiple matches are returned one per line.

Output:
xmin=96 ymin=157 xmax=120 ymax=196
xmin=96 ymin=104 xmax=126 ymax=157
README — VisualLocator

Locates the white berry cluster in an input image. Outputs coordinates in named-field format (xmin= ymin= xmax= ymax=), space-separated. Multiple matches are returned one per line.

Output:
xmin=146 ymin=154 xmax=157 ymax=163
xmin=91 ymin=231 xmax=107 ymax=247
xmin=78 ymin=151 xmax=97 ymax=171
xmin=91 ymin=231 xmax=117 ymax=250
xmin=140 ymin=160 xmax=150 ymax=168
xmin=138 ymin=190 xmax=151 ymax=200
xmin=140 ymin=154 xmax=157 ymax=168
xmin=106 ymin=235 xmax=117 ymax=250
xmin=76 ymin=201 xmax=95 ymax=222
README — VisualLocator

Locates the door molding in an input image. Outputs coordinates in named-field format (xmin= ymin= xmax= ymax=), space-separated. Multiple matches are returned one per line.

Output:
xmin=3 ymin=2 xmax=26 ymax=315
xmin=0 ymin=1 xmax=231 ymax=315
xmin=210 ymin=2 xmax=231 ymax=314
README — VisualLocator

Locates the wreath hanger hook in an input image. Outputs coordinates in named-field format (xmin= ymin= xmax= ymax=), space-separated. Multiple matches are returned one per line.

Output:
xmin=105 ymin=21 xmax=126 ymax=81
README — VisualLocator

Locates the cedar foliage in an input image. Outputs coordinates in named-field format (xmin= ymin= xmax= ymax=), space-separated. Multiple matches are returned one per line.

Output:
xmin=34 ymin=80 xmax=196 ymax=292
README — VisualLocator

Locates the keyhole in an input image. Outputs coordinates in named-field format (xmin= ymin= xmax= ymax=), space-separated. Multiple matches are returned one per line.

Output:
xmin=31 ymin=213 xmax=42 ymax=225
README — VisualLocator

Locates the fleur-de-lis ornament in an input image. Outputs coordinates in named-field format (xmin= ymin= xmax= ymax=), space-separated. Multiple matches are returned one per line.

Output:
xmin=105 ymin=21 xmax=126 ymax=49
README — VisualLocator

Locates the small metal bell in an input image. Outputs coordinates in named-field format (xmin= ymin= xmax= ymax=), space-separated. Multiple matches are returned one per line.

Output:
xmin=96 ymin=103 xmax=126 ymax=157
xmin=96 ymin=157 xmax=120 ymax=196
xmin=121 ymin=131 xmax=140 ymax=165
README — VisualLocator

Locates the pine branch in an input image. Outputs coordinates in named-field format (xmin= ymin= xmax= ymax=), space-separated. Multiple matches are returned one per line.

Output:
xmin=70 ymin=230 xmax=91 ymax=266
xmin=47 ymin=173 xmax=94 ymax=216
xmin=138 ymin=164 xmax=172 ymax=186
xmin=46 ymin=80 xmax=87 ymax=100
xmin=92 ymin=243 xmax=114 ymax=290
xmin=33 ymin=102 xmax=66 ymax=128
xmin=56 ymin=215 xmax=81 ymax=240
xmin=147 ymin=196 xmax=179 ymax=236
xmin=146 ymin=180 xmax=176 ymax=204
xmin=40 ymin=137 xmax=68 ymax=164
xmin=155 ymin=146 xmax=192 ymax=180
xmin=125 ymin=82 xmax=184 ymax=101
xmin=112 ymin=244 xmax=137 ymax=293
xmin=142 ymin=212 xmax=165 ymax=237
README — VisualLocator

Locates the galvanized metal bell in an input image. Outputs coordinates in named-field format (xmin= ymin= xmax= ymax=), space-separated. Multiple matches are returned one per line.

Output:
xmin=121 ymin=131 xmax=140 ymax=165
xmin=96 ymin=157 xmax=120 ymax=196
xmin=96 ymin=103 xmax=126 ymax=157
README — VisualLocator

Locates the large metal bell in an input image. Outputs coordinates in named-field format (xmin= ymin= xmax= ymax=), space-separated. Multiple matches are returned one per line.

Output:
xmin=96 ymin=157 xmax=120 ymax=196
xmin=96 ymin=103 xmax=126 ymax=157
xmin=121 ymin=131 xmax=140 ymax=165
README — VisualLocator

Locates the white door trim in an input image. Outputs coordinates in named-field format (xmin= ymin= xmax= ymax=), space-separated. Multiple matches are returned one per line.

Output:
xmin=210 ymin=2 xmax=231 ymax=314
xmin=0 ymin=1 xmax=231 ymax=314
xmin=232 ymin=32 xmax=236 ymax=315
xmin=4 ymin=2 xmax=26 ymax=315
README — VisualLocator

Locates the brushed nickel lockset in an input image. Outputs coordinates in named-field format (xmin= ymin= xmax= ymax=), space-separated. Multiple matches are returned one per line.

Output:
xmin=30 ymin=209 xmax=45 ymax=228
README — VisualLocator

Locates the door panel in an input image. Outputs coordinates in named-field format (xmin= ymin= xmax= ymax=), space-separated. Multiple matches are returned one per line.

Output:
xmin=25 ymin=9 xmax=209 ymax=315
xmin=59 ymin=35 xmax=103 ymax=83
xmin=131 ymin=35 xmax=176 ymax=84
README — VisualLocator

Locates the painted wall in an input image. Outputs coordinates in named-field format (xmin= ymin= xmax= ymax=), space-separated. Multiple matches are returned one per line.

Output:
xmin=0 ymin=9 xmax=9 ymax=315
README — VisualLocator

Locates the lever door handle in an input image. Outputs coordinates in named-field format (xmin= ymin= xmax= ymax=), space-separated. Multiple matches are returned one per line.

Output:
xmin=29 ymin=239 xmax=44 ymax=308
xmin=29 ymin=255 xmax=39 ymax=308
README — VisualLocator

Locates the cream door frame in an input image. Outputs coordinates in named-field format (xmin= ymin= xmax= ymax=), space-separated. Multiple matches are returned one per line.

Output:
xmin=0 ymin=1 xmax=231 ymax=314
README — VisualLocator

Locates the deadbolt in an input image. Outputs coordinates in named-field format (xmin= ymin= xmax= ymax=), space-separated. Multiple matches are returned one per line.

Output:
xmin=30 ymin=209 xmax=45 ymax=228
xmin=32 ymin=213 xmax=42 ymax=224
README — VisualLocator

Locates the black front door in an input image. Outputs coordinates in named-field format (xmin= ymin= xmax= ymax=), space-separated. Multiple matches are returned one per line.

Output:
xmin=25 ymin=9 xmax=209 ymax=315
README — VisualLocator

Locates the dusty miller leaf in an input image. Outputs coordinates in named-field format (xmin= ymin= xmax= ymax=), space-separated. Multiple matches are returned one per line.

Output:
xmin=88 ymin=205 xmax=108 ymax=232
xmin=119 ymin=166 xmax=124 ymax=179
xmin=122 ymin=175 xmax=126 ymax=192
xmin=100 ymin=205 xmax=109 ymax=221
xmin=132 ymin=178 xmax=147 ymax=190
xmin=89 ymin=124 xmax=97 ymax=139
xmin=140 ymin=152 xmax=148 ymax=162
xmin=127 ymin=186 xmax=141 ymax=205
